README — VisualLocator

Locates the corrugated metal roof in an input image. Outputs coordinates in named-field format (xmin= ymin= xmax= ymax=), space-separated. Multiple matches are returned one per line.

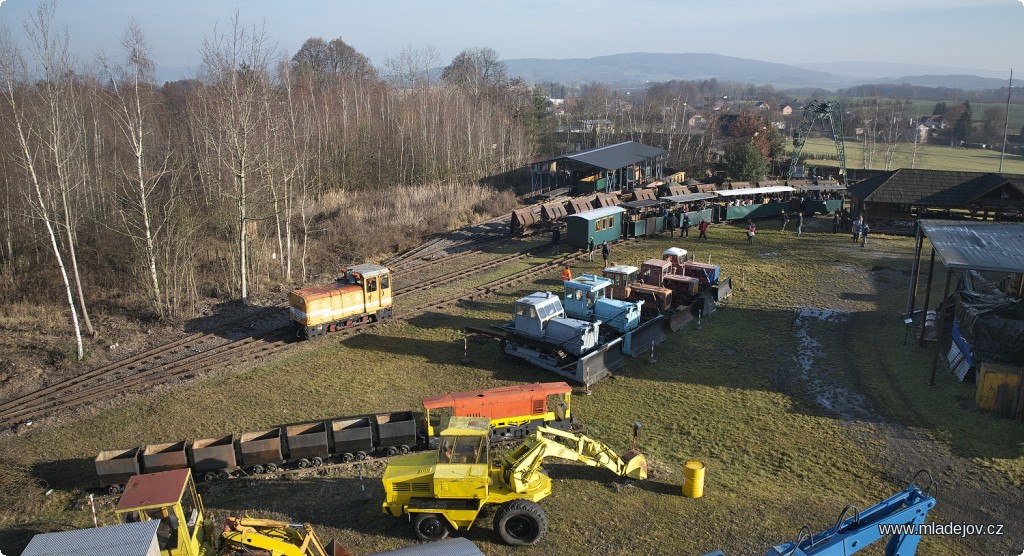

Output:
xmin=23 ymin=520 xmax=160 ymax=556
xmin=919 ymin=219 xmax=1024 ymax=273
xmin=563 ymin=141 xmax=667 ymax=171
xmin=567 ymin=206 xmax=626 ymax=220
xmin=664 ymin=192 xmax=717 ymax=203
xmin=715 ymin=186 xmax=795 ymax=197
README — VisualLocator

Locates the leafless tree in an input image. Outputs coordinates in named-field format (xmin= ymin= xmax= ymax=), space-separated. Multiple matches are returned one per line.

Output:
xmin=100 ymin=22 xmax=175 ymax=317
xmin=384 ymin=44 xmax=440 ymax=90
xmin=191 ymin=13 xmax=276 ymax=302
xmin=0 ymin=20 xmax=86 ymax=358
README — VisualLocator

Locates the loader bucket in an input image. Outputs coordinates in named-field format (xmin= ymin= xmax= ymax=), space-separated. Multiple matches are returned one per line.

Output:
xmin=621 ymin=449 xmax=648 ymax=480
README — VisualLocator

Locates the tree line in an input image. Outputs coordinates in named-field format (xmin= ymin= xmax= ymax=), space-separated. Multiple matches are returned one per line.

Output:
xmin=0 ymin=7 xmax=533 ymax=359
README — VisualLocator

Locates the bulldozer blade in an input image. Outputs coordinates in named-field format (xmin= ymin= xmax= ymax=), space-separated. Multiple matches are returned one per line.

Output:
xmin=623 ymin=317 xmax=667 ymax=356
xmin=325 ymin=540 xmax=354 ymax=556
xmin=571 ymin=338 xmax=625 ymax=386
xmin=621 ymin=449 xmax=648 ymax=480
xmin=668 ymin=306 xmax=695 ymax=331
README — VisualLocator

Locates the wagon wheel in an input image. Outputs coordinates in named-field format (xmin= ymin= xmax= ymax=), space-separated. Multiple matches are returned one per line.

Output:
xmin=341 ymin=453 xmax=354 ymax=463
xmin=312 ymin=457 xmax=323 ymax=467
xmin=107 ymin=484 xmax=123 ymax=495
xmin=216 ymin=471 xmax=230 ymax=481
xmin=297 ymin=458 xmax=310 ymax=469
xmin=399 ymin=445 xmax=410 ymax=454
xmin=355 ymin=451 xmax=367 ymax=461
xmin=265 ymin=463 xmax=278 ymax=473
xmin=250 ymin=465 xmax=265 ymax=475
xmin=385 ymin=446 xmax=399 ymax=457
xmin=203 ymin=471 xmax=217 ymax=483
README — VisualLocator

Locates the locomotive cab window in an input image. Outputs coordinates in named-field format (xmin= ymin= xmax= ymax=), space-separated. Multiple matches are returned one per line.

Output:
xmin=366 ymin=277 xmax=377 ymax=293
xmin=380 ymin=274 xmax=390 ymax=289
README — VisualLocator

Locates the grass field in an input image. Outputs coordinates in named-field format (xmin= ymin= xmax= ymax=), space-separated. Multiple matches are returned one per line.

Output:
xmin=797 ymin=136 xmax=1024 ymax=174
xmin=3 ymin=220 xmax=1023 ymax=555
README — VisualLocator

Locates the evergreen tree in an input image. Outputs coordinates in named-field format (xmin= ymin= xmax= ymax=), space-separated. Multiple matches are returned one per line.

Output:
xmin=724 ymin=140 xmax=768 ymax=181
xmin=953 ymin=100 xmax=972 ymax=143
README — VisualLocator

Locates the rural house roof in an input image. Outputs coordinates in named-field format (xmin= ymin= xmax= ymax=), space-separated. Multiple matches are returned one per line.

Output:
xmin=539 ymin=141 xmax=667 ymax=171
xmin=847 ymin=169 xmax=1024 ymax=208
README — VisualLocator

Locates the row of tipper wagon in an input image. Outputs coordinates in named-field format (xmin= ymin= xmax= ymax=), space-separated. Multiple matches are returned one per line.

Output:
xmin=94 ymin=411 xmax=418 ymax=492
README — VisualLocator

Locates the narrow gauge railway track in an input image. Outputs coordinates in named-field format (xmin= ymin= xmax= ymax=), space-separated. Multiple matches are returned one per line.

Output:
xmin=0 ymin=239 xmax=532 ymax=429
xmin=1 ymin=237 xmax=628 ymax=429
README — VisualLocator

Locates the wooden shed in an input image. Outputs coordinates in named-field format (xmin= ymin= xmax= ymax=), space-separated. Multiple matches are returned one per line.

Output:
xmin=565 ymin=206 xmax=626 ymax=249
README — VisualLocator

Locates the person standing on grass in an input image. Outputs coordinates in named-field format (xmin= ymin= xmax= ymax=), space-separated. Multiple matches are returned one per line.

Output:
xmin=746 ymin=219 xmax=757 ymax=244
xmin=852 ymin=219 xmax=861 ymax=242
xmin=682 ymin=213 xmax=691 ymax=238
xmin=698 ymin=218 xmax=709 ymax=241
xmin=551 ymin=226 xmax=561 ymax=255
xmin=780 ymin=211 xmax=789 ymax=231
xmin=667 ymin=212 xmax=677 ymax=237
xmin=861 ymin=222 xmax=870 ymax=247
xmin=587 ymin=236 xmax=595 ymax=261
xmin=796 ymin=212 xmax=804 ymax=237
xmin=832 ymin=211 xmax=840 ymax=233
xmin=601 ymin=241 xmax=611 ymax=267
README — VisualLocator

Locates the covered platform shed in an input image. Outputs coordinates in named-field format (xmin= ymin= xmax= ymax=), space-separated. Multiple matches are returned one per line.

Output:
xmin=565 ymin=206 xmax=626 ymax=249
xmin=906 ymin=220 xmax=1024 ymax=400
xmin=529 ymin=141 xmax=669 ymax=196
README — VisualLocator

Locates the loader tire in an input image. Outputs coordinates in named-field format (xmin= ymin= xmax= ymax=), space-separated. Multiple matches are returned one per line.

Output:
xmin=494 ymin=500 xmax=547 ymax=546
xmin=412 ymin=513 xmax=449 ymax=541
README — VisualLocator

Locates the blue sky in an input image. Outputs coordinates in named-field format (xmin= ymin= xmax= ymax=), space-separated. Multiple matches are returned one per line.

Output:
xmin=0 ymin=0 xmax=1020 ymax=79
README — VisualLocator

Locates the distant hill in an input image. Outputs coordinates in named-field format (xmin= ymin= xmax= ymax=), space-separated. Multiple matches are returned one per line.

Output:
xmin=502 ymin=52 xmax=1007 ymax=91
xmin=878 ymin=74 xmax=1009 ymax=90
xmin=503 ymin=52 xmax=846 ymax=88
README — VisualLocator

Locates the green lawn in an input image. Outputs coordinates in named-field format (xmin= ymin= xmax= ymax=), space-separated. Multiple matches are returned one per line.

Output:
xmin=797 ymin=136 xmax=1024 ymax=174
xmin=3 ymin=221 xmax=1022 ymax=555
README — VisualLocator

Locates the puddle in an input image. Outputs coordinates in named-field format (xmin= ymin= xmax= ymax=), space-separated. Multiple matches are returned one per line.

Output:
xmin=790 ymin=307 xmax=873 ymax=421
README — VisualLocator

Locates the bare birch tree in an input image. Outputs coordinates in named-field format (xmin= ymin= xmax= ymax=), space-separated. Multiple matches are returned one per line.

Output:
xmin=191 ymin=14 xmax=276 ymax=302
xmin=0 ymin=25 xmax=85 ymax=359
xmin=101 ymin=22 xmax=173 ymax=317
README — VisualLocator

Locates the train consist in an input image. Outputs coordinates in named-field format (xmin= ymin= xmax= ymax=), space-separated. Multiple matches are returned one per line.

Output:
xmin=288 ymin=263 xmax=394 ymax=339
xmin=94 ymin=382 xmax=575 ymax=493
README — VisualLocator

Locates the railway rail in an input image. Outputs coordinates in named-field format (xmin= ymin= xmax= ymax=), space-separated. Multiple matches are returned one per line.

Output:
xmin=2 ymin=235 xmax=632 ymax=429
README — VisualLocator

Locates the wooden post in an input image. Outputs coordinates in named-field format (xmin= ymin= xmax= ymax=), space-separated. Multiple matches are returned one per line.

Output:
xmin=929 ymin=270 xmax=955 ymax=386
xmin=906 ymin=226 xmax=924 ymax=317
xmin=919 ymin=249 xmax=937 ymax=348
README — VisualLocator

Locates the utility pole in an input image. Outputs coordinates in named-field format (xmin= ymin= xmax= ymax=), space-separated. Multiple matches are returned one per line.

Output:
xmin=999 ymin=69 xmax=1013 ymax=174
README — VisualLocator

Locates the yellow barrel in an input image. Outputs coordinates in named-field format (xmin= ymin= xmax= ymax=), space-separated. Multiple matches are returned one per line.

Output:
xmin=682 ymin=459 xmax=705 ymax=498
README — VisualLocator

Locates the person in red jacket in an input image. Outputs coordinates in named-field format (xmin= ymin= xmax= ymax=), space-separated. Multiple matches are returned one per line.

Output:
xmin=697 ymin=219 xmax=709 ymax=240
xmin=746 ymin=219 xmax=757 ymax=244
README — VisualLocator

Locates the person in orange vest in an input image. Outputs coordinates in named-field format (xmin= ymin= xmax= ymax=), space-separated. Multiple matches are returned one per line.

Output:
xmin=561 ymin=266 xmax=573 ymax=281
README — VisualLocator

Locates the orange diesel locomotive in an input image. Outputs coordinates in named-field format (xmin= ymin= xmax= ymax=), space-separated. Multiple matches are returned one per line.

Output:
xmin=289 ymin=264 xmax=394 ymax=339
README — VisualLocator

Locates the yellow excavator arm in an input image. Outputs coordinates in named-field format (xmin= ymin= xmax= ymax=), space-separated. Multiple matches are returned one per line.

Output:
xmin=219 ymin=517 xmax=350 ymax=556
xmin=500 ymin=425 xmax=647 ymax=494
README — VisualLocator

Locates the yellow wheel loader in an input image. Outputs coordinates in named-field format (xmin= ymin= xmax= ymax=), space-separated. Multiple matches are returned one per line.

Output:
xmin=381 ymin=416 xmax=647 ymax=546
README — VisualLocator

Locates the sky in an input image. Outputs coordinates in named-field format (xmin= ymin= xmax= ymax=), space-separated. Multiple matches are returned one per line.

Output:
xmin=0 ymin=0 xmax=1020 ymax=80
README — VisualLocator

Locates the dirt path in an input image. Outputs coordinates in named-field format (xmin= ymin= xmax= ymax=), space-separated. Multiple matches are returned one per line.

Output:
xmin=781 ymin=266 xmax=1024 ymax=555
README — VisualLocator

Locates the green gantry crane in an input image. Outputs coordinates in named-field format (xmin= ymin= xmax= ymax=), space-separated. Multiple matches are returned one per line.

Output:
xmin=787 ymin=100 xmax=847 ymax=184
